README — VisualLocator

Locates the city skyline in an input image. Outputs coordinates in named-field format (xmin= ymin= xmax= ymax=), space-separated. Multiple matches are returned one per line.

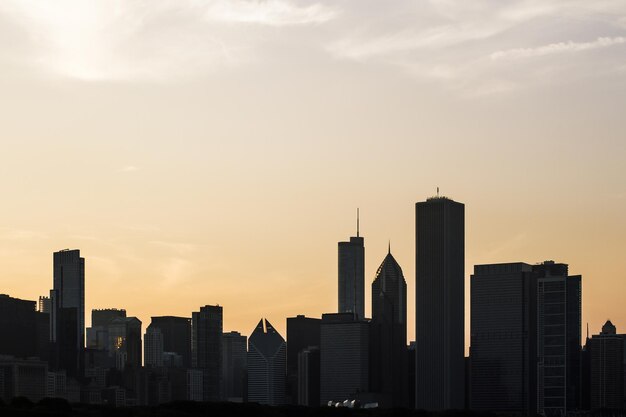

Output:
xmin=1 ymin=197 xmax=624 ymax=352
xmin=0 ymin=0 xmax=624 ymax=355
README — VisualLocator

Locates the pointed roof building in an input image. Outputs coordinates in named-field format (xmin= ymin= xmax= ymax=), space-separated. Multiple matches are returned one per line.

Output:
xmin=248 ymin=318 xmax=287 ymax=406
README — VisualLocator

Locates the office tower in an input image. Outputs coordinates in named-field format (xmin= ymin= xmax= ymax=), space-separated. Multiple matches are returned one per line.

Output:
xmin=298 ymin=346 xmax=320 ymax=406
xmin=320 ymin=313 xmax=369 ymax=405
xmin=286 ymin=315 xmax=321 ymax=404
xmin=108 ymin=317 xmax=142 ymax=370
xmin=0 ymin=357 xmax=49 ymax=403
xmin=370 ymin=248 xmax=408 ymax=408
xmin=535 ymin=261 xmax=582 ymax=417
xmin=149 ymin=316 xmax=192 ymax=368
xmin=0 ymin=294 xmax=48 ymax=360
xmin=222 ymin=331 xmax=247 ymax=402
xmin=589 ymin=321 xmax=624 ymax=410
xmin=50 ymin=249 xmax=85 ymax=378
xmin=87 ymin=308 xmax=127 ymax=350
xmin=38 ymin=296 xmax=51 ymax=313
xmin=621 ymin=334 xmax=626 ymax=410
xmin=247 ymin=318 xmax=286 ymax=406
xmin=470 ymin=262 xmax=537 ymax=414
xmin=144 ymin=327 xmax=164 ymax=368
xmin=192 ymin=305 xmax=223 ymax=401
xmin=338 ymin=211 xmax=365 ymax=319
xmin=415 ymin=196 xmax=465 ymax=410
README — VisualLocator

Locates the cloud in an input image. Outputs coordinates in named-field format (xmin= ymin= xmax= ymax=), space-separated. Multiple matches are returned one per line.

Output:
xmin=0 ymin=0 xmax=338 ymax=81
xmin=491 ymin=36 xmax=626 ymax=60
xmin=0 ymin=229 xmax=48 ymax=241
xmin=205 ymin=0 xmax=337 ymax=26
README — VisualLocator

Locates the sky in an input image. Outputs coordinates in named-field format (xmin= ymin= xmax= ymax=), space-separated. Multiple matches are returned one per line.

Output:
xmin=0 ymin=0 xmax=625 ymax=348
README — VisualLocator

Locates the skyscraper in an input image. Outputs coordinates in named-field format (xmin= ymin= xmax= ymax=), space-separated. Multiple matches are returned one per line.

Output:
xmin=50 ymin=249 xmax=85 ymax=378
xmin=192 ymin=305 xmax=223 ymax=401
xmin=247 ymin=318 xmax=286 ymax=406
xmin=144 ymin=326 xmax=164 ymax=368
xmin=338 ymin=210 xmax=365 ymax=319
xmin=415 ymin=196 xmax=465 ymax=410
xmin=222 ymin=331 xmax=247 ymax=402
xmin=535 ymin=261 xmax=582 ymax=417
xmin=148 ymin=316 xmax=192 ymax=368
xmin=589 ymin=321 xmax=624 ymax=410
xmin=286 ymin=315 xmax=320 ymax=404
xmin=370 ymin=248 xmax=407 ymax=408
xmin=320 ymin=313 xmax=369 ymax=405
xmin=470 ymin=262 xmax=537 ymax=415
xmin=108 ymin=316 xmax=142 ymax=370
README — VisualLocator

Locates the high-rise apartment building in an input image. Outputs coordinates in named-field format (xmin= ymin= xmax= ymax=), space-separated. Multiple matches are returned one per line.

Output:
xmin=320 ymin=313 xmax=369 ymax=405
xmin=50 ymin=249 xmax=85 ymax=378
xmin=535 ymin=261 xmax=581 ymax=417
xmin=192 ymin=305 xmax=223 ymax=401
xmin=415 ymin=196 xmax=465 ymax=410
xmin=247 ymin=318 xmax=286 ymax=406
xmin=470 ymin=262 xmax=537 ymax=415
xmin=286 ymin=315 xmax=320 ymax=404
xmin=370 ymin=249 xmax=407 ymax=408
xmin=222 ymin=331 xmax=247 ymax=402
xmin=338 ymin=212 xmax=365 ymax=319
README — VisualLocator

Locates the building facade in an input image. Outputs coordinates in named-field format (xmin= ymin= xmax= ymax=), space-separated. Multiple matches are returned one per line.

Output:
xmin=192 ymin=305 xmax=223 ymax=401
xmin=247 ymin=318 xmax=286 ymax=406
xmin=149 ymin=316 xmax=192 ymax=368
xmin=320 ymin=313 xmax=369 ymax=405
xmin=535 ymin=261 xmax=582 ymax=417
xmin=415 ymin=196 xmax=465 ymax=410
xmin=338 ymin=218 xmax=365 ymax=319
xmin=589 ymin=321 xmax=624 ymax=410
xmin=222 ymin=331 xmax=247 ymax=402
xmin=470 ymin=262 xmax=537 ymax=414
xmin=370 ymin=249 xmax=407 ymax=408
xmin=50 ymin=249 xmax=85 ymax=378
xmin=286 ymin=315 xmax=320 ymax=404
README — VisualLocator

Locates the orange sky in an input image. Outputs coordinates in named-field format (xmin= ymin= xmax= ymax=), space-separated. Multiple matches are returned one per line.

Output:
xmin=0 ymin=1 xmax=625 ymax=350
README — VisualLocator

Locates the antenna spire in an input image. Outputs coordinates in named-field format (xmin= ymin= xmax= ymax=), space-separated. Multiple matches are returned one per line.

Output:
xmin=356 ymin=208 xmax=360 ymax=237
xmin=437 ymin=186 xmax=439 ymax=197
xmin=388 ymin=240 xmax=391 ymax=254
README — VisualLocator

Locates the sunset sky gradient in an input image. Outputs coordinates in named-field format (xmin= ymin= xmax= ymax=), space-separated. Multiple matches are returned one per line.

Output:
xmin=0 ymin=0 xmax=625 ymax=347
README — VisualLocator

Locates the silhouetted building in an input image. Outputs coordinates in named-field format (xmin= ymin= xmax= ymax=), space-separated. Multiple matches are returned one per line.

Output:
xmin=144 ymin=327 xmax=164 ymax=368
xmin=470 ymin=262 xmax=537 ymax=415
xmin=247 ymin=318 xmax=286 ymax=406
xmin=192 ymin=305 xmax=222 ymax=401
xmin=0 ymin=294 xmax=49 ymax=360
xmin=415 ymin=196 xmax=465 ymax=410
xmin=320 ymin=312 xmax=369 ymax=405
xmin=286 ymin=315 xmax=320 ymax=404
xmin=149 ymin=316 xmax=192 ymax=368
xmin=50 ymin=249 xmax=85 ymax=378
xmin=408 ymin=342 xmax=416 ymax=409
xmin=222 ymin=331 xmax=247 ymax=402
xmin=108 ymin=317 xmax=142 ymax=370
xmin=298 ymin=346 xmax=320 ymax=406
xmin=38 ymin=296 xmax=51 ymax=313
xmin=589 ymin=321 xmax=624 ymax=410
xmin=87 ymin=308 xmax=127 ymax=351
xmin=0 ymin=356 xmax=48 ymax=403
xmin=370 ymin=248 xmax=407 ymax=408
xmin=338 ymin=212 xmax=365 ymax=319
xmin=535 ymin=261 xmax=581 ymax=417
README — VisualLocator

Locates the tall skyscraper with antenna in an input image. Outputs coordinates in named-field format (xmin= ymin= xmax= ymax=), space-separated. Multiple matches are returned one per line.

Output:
xmin=338 ymin=209 xmax=365 ymax=320
xmin=415 ymin=195 xmax=465 ymax=410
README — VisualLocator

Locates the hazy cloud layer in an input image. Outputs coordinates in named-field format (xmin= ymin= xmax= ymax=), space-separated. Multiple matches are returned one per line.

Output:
xmin=0 ymin=0 xmax=624 ymax=90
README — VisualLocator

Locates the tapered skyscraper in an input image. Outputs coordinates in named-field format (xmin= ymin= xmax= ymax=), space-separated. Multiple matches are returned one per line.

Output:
xmin=338 ymin=210 xmax=365 ymax=319
xmin=247 ymin=318 xmax=286 ymax=406
xmin=50 ymin=249 xmax=85 ymax=378
xmin=370 ymin=247 xmax=408 ymax=408
xmin=415 ymin=196 xmax=465 ymax=410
